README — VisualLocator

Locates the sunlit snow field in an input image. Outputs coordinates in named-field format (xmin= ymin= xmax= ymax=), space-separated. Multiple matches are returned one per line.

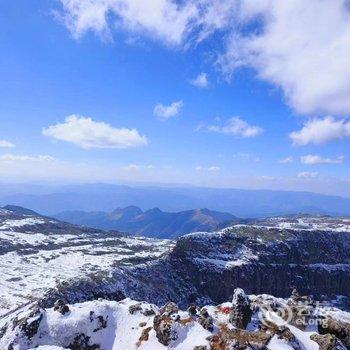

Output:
xmin=0 ymin=212 xmax=173 ymax=317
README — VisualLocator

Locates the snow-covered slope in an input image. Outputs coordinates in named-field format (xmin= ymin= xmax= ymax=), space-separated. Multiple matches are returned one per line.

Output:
xmin=32 ymin=222 xmax=350 ymax=317
xmin=247 ymin=215 xmax=350 ymax=232
xmin=0 ymin=207 xmax=173 ymax=318
xmin=1 ymin=289 xmax=349 ymax=350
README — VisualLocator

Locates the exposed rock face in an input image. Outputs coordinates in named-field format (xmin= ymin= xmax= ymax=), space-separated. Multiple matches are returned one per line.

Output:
xmin=68 ymin=334 xmax=99 ymax=350
xmin=129 ymin=302 xmax=142 ymax=315
xmin=319 ymin=317 xmax=350 ymax=348
xmin=160 ymin=302 xmax=179 ymax=316
xmin=208 ymin=324 xmax=273 ymax=350
xmin=310 ymin=333 xmax=347 ymax=350
xmin=260 ymin=321 xmax=302 ymax=349
xmin=166 ymin=226 xmax=350 ymax=304
xmin=153 ymin=314 xmax=177 ymax=346
xmin=198 ymin=308 xmax=214 ymax=332
xmin=229 ymin=288 xmax=252 ymax=329
xmin=187 ymin=303 xmax=198 ymax=316
xmin=53 ymin=299 xmax=70 ymax=315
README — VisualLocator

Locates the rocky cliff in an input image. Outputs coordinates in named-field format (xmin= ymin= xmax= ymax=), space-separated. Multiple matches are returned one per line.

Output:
xmin=41 ymin=225 xmax=350 ymax=311
xmin=168 ymin=226 xmax=350 ymax=301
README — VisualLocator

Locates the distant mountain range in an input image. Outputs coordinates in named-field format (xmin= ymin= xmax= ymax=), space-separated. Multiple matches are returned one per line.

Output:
xmin=1 ymin=183 xmax=350 ymax=218
xmin=53 ymin=206 xmax=239 ymax=238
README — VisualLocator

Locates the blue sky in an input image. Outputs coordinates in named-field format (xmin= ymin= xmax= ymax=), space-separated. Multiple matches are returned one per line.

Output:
xmin=0 ymin=0 xmax=350 ymax=196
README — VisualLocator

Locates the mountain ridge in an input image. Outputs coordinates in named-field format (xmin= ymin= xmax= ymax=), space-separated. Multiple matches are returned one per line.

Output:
xmin=1 ymin=183 xmax=350 ymax=217
xmin=53 ymin=206 xmax=238 ymax=238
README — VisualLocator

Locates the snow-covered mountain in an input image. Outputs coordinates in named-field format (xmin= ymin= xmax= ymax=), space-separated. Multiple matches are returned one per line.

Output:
xmin=1 ymin=206 xmax=350 ymax=349
xmin=0 ymin=206 xmax=173 ymax=318
xmin=41 ymin=221 xmax=350 ymax=310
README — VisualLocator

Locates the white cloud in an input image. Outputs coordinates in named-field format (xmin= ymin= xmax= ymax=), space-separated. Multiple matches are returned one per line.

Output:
xmin=190 ymin=72 xmax=209 ymax=88
xmin=153 ymin=101 xmax=183 ymax=120
xmin=42 ymin=114 xmax=147 ymax=149
xmin=123 ymin=164 xmax=141 ymax=170
xmin=220 ymin=0 xmax=350 ymax=116
xmin=279 ymin=156 xmax=294 ymax=164
xmin=300 ymin=154 xmax=344 ymax=165
xmin=290 ymin=117 xmax=350 ymax=146
xmin=58 ymin=1 xmax=350 ymax=117
xmin=206 ymin=117 xmax=263 ymax=138
xmin=297 ymin=171 xmax=319 ymax=179
xmin=196 ymin=165 xmax=220 ymax=172
xmin=0 ymin=140 xmax=15 ymax=148
xmin=58 ymin=0 xmax=239 ymax=46
xmin=122 ymin=164 xmax=155 ymax=170
xmin=58 ymin=0 xmax=199 ymax=45
xmin=257 ymin=175 xmax=275 ymax=181
xmin=0 ymin=154 xmax=55 ymax=162
xmin=233 ymin=153 xmax=261 ymax=162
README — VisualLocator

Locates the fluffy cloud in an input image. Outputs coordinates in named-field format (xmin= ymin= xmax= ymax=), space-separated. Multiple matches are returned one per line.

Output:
xmin=58 ymin=1 xmax=350 ymax=117
xmin=290 ymin=117 xmax=350 ymax=146
xmin=153 ymin=101 xmax=183 ymax=120
xmin=0 ymin=140 xmax=15 ymax=148
xmin=190 ymin=72 xmax=209 ymax=88
xmin=220 ymin=0 xmax=350 ymax=116
xmin=279 ymin=156 xmax=294 ymax=164
xmin=300 ymin=155 xmax=344 ymax=165
xmin=58 ymin=0 xmax=239 ymax=45
xmin=0 ymin=154 xmax=55 ymax=162
xmin=59 ymin=0 xmax=200 ymax=45
xmin=42 ymin=115 xmax=147 ymax=149
xmin=297 ymin=171 xmax=319 ymax=179
xmin=206 ymin=117 xmax=263 ymax=138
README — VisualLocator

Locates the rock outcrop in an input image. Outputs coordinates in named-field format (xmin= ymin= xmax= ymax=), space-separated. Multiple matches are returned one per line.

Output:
xmin=229 ymin=288 xmax=252 ymax=329
xmin=2 ymin=290 xmax=348 ymax=350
